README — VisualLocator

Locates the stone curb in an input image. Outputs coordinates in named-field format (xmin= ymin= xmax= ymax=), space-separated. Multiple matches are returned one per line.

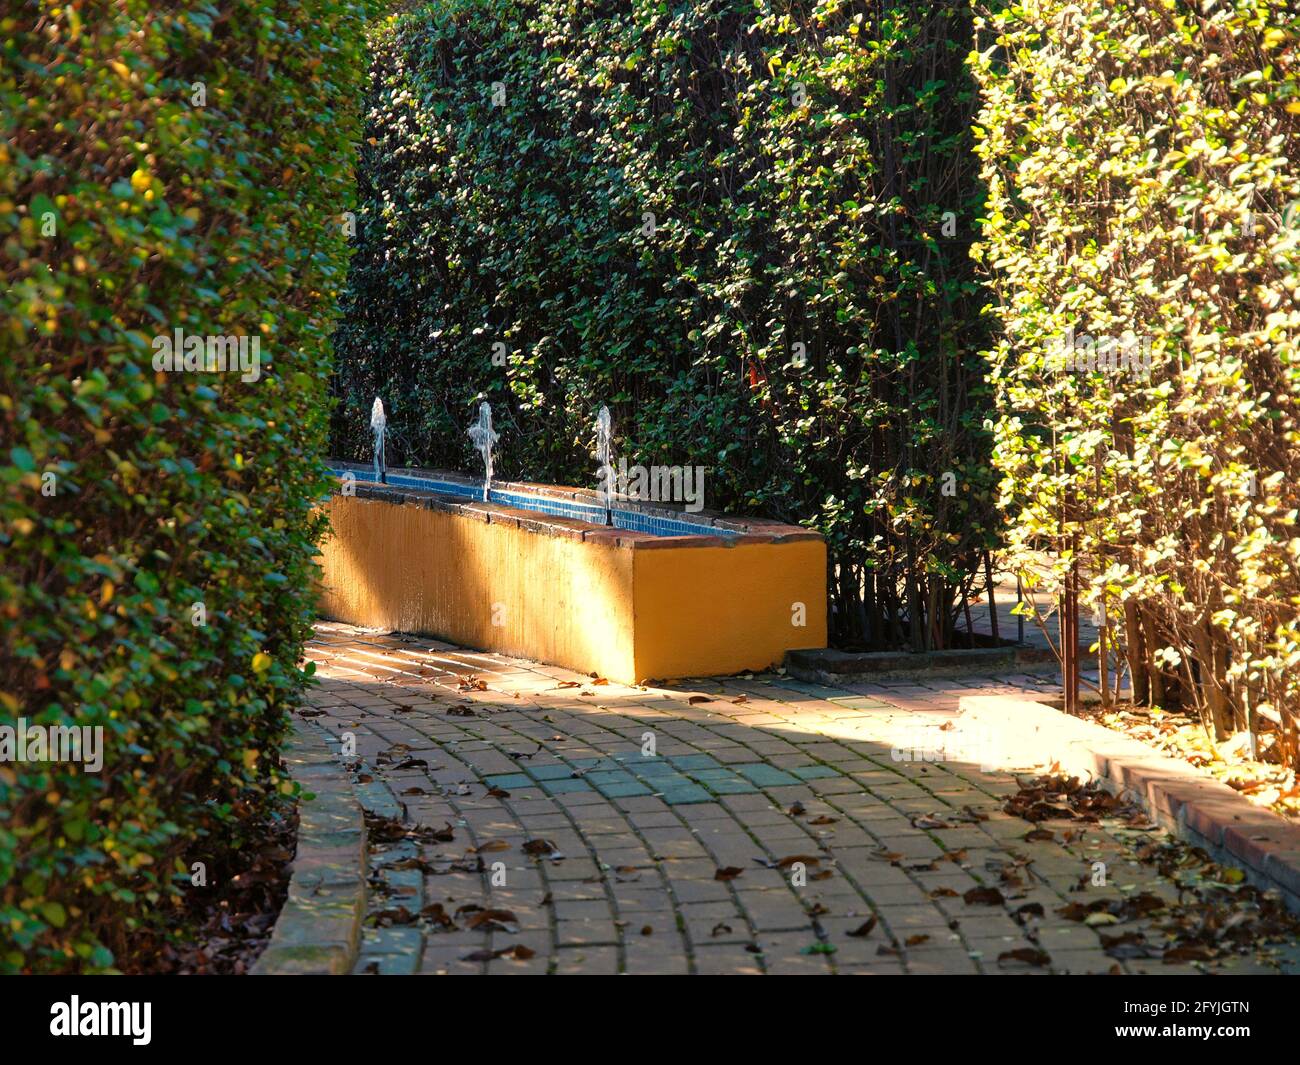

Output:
xmin=953 ymin=695 xmax=1300 ymax=913
xmin=785 ymin=644 xmax=1070 ymax=683
xmin=251 ymin=719 xmax=367 ymax=975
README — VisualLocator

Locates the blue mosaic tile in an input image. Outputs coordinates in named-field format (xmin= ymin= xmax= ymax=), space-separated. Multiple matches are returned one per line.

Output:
xmin=641 ymin=772 xmax=695 ymax=790
xmin=733 ymin=763 xmax=802 ymax=787
xmin=541 ymin=778 xmax=593 ymax=795
xmin=635 ymin=759 xmax=681 ymax=777
xmin=528 ymin=763 xmax=576 ymax=781
xmin=691 ymin=768 xmax=740 ymax=782
xmin=789 ymin=765 xmax=840 ymax=780
xmin=659 ymin=784 xmax=713 ymax=805
xmin=483 ymin=773 xmax=532 ymax=789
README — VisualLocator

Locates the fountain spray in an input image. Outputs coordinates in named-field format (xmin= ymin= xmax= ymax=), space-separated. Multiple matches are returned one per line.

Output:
xmin=595 ymin=405 xmax=613 ymax=526
xmin=467 ymin=401 xmax=499 ymax=502
xmin=370 ymin=396 xmax=387 ymax=484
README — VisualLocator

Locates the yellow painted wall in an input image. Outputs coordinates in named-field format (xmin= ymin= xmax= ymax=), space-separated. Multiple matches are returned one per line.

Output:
xmin=318 ymin=496 xmax=635 ymax=681
xmin=630 ymin=540 xmax=827 ymax=681
xmin=317 ymin=495 xmax=826 ymax=683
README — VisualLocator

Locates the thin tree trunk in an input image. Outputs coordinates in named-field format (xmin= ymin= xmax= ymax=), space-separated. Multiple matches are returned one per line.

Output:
xmin=1124 ymin=598 xmax=1149 ymax=705
xmin=1140 ymin=605 xmax=1167 ymax=707
xmin=1062 ymin=548 xmax=1080 ymax=715
xmin=984 ymin=550 xmax=999 ymax=643
xmin=1190 ymin=619 xmax=1233 ymax=740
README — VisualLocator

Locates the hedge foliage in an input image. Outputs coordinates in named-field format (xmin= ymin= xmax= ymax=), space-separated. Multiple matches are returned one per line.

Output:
xmin=0 ymin=0 xmax=372 ymax=971
xmin=972 ymin=1 xmax=1300 ymax=757
xmin=332 ymin=0 xmax=996 ymax=651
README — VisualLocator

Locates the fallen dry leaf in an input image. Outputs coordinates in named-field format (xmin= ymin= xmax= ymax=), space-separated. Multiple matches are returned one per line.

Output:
xmin=522 ymin=838 xmax=562 ymax=859
xmin=998 ymin=947 xmax=1051 ymax=967
xmin=962 ymin=886 xmax=1005 ymax=906
xmin=462 ymin=944 xmax=535 ymax=962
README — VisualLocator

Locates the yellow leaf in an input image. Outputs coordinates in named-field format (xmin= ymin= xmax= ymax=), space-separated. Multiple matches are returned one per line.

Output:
xmin=251 ymin=652 xmax=272 ymax=673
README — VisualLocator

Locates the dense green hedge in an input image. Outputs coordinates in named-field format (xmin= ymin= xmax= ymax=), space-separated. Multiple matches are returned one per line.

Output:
xmin=973 ymin=1 xmax=1300 ymax=756
xmin=0 ymin=0 xmax=372 ymax=971
xmin=332 ymin=0 xmax=996 ymax=651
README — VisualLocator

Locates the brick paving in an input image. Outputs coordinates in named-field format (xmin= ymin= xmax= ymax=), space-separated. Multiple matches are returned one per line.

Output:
xmin=301 ymin=622 xmax=1296 ymax=975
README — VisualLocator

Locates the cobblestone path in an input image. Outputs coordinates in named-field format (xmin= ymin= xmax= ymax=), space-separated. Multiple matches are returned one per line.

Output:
xmin=299 ymin=623 xmax=1296 ymax=976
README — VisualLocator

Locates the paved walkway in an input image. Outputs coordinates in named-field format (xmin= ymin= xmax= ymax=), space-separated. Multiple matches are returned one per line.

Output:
xmin=300 ymin=623 xmax=1293 ymax=975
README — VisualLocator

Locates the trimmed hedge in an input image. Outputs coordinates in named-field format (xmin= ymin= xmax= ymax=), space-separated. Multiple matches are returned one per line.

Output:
xmin=0 ymin=0 xmax=372 ymax=971
xmin=332 ymin=0 xmax=996 ymax=651
xmin=973 ymin=2 xmax=1300 ymax=757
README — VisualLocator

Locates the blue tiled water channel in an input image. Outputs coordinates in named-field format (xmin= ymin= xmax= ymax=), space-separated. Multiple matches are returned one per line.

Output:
xmin=332 ymin=465 xmax=739 ymax=539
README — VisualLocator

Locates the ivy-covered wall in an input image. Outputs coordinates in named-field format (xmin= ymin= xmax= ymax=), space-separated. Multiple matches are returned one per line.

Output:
xmin=0 ymin=0 xmax=372 ymax=971
xmin=332 ymin=0 xmax=997 ymax=652
xmin=973 ymin=1 xmax=1300 ymax=757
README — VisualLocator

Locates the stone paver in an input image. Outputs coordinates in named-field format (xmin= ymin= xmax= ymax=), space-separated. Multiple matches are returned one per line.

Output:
xmin=301 ymin=622 xmax=1298 ymax=975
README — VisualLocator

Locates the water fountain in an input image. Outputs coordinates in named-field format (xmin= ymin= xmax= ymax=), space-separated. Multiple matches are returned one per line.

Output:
xmin=370 ymin=396 xmax=387 ymax=484
xmin=324 ymin=397 xmax=825 ymax=683
xmin=595 ymin=405 xmax=614 ymax=526
xmin=466 ymin=401 xmax=499 ymax=501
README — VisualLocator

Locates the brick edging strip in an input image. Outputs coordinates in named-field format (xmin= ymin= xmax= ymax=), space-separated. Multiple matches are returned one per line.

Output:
xmin=953 ymin=696 xmax=1300 ymax=913
xmin=251 ymin=718 xmax=367 ymax=975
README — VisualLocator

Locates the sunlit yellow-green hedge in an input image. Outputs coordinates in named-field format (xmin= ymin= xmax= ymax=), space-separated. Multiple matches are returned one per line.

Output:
xmin=973 ymin=1 xmax=1300 ymax=760
xmin=0 ymin=0 xmax=372 ymax=971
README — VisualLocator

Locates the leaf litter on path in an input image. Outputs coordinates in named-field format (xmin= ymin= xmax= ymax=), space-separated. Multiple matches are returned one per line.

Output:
xmin=1004 ymin=774 xmax=1300 ymax=969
